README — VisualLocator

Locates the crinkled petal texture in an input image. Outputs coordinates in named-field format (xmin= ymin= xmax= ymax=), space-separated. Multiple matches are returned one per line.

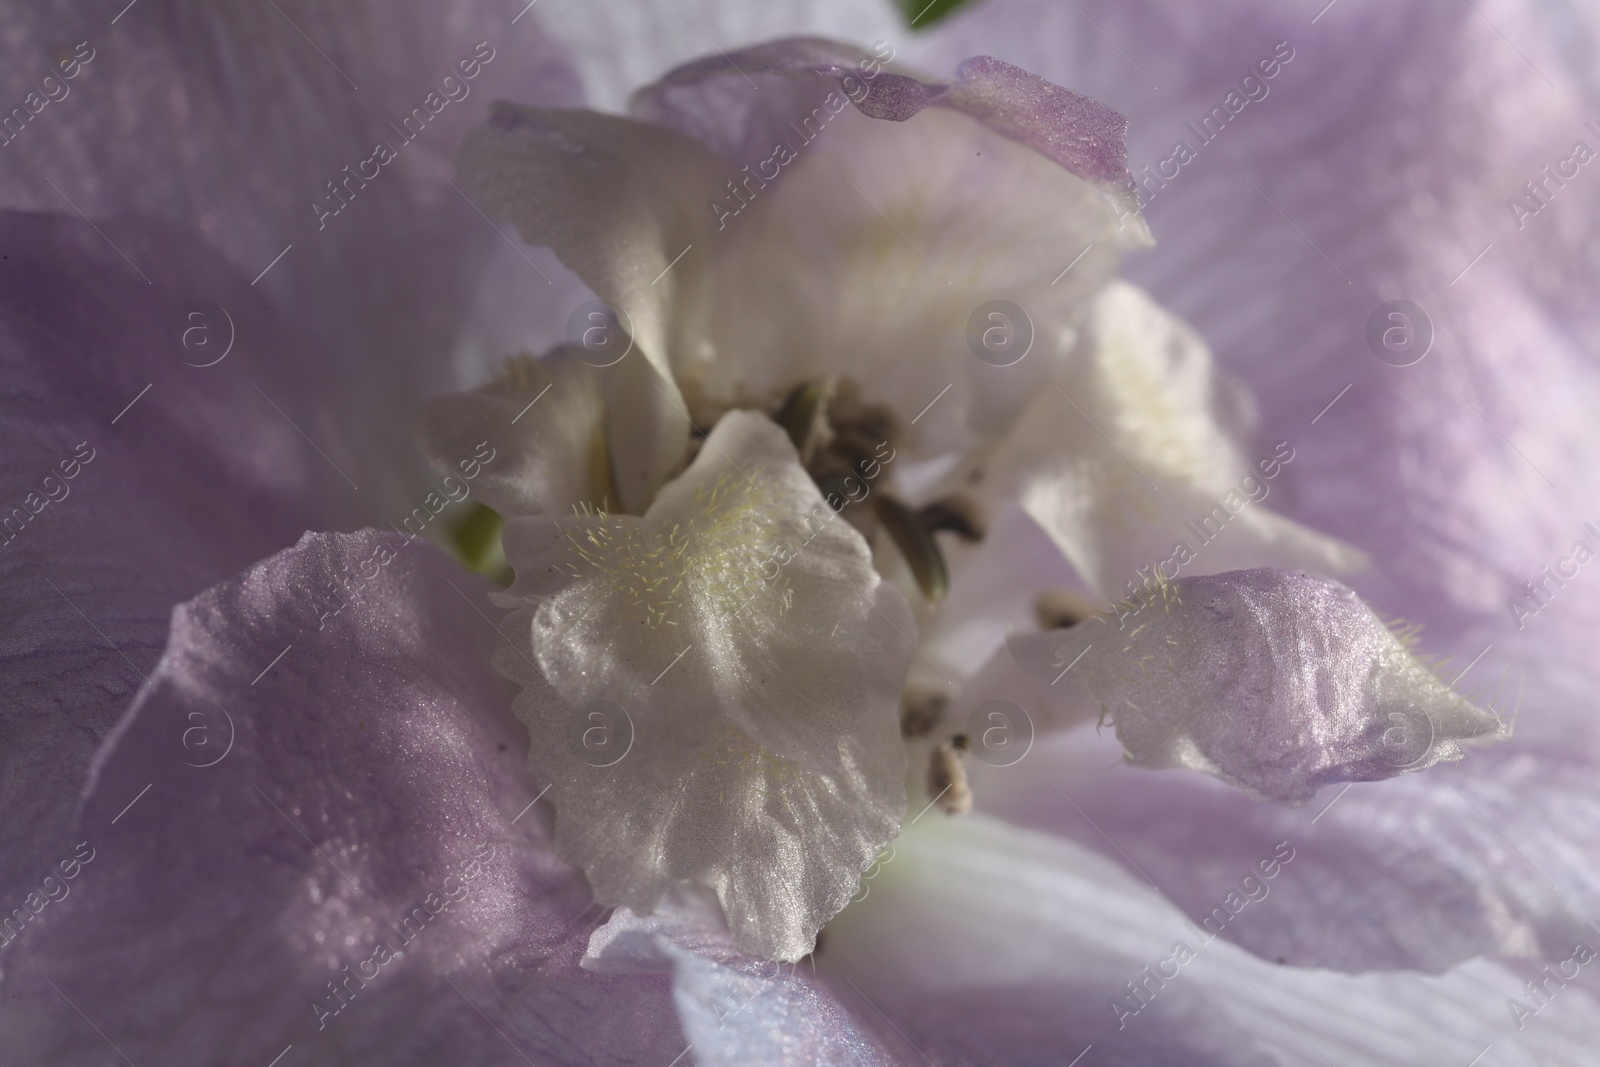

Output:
xmin=0 ymin=213 xmax=319 ymax=910
xmin=583 ymin=885 xmax=899 ymax=1065
xmin=821 ymin=813 xmax=1600 ymax=1066
xmin=418 ymin=347 xmax=612 ymax=517
xmin=504 ymin=410 xmax=912 ymax=768
xmin=0 ymin=531 xmax=687 ymax=1066
xmin=979 ymin=281 xmax=1364 ymax=600
xmin=1012 ymin=569 xmax=1502 ymax=804
xmin=495 ymin=411 xmax=911 ymax=960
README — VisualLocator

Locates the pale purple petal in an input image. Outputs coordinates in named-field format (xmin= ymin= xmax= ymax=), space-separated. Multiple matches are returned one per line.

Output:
xmin=913 ymin=1 xmax=1600 ymax=657
xmin=0 ymin=531 xmax=685 ymax=1065
xmin=1 ymin=1 xmax=583 ymax=516
xmin=981 ymin=742 xmax=1600 ymax=977
xmin=634 ymin=36 xmax=1144 ymax=229
xmin=0 ymin=213 xmax=319 ymax=914
xmin=822 ymin=813 xmax=1600 ymax=1065
xmin=1010 ymin=569 xmax=1503 ymax=804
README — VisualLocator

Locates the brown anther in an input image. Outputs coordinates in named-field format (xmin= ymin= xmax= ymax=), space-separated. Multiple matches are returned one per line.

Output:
xmin=1034 ymin=588 xmax=1100 ymax=630
xmin=917 ymin=495 xmax=986 ymax=542
xmin=900 ymin=689 xmax=949 ymax=738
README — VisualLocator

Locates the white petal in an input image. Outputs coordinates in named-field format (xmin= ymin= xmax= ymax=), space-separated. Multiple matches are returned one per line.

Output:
xmin=698 ymin=101 xmax=1142 ymax=458
xmin=497 ymin=642 xmax=905 ymax=962
xmin=583 ymin=886 xmax=898 ymax=1065
xmin=457 ymin=105 xmax=705 ymax=510
xmin=492 ymin=410 xmax=913 ymax=959
xmin=1010 ymin=568 xmax=1504 ymax=804
xmin=500 ymin=410 xmax=914 ymax=770
xmin=419 ymin=348 xmax=611 ymax=518
xmin=984 ymin=281 xmax=1365 ymax=600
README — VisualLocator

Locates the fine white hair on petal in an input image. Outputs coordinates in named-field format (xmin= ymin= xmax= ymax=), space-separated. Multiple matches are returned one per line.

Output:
xmin=493 ymin=409 xmax=913 ymax=959
xmin=1009 ymin=568 xmax=1504 ymax=805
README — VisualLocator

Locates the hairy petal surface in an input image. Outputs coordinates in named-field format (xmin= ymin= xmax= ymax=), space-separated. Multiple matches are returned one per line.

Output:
xmin=501 ymin=410 xmax=913 ymax=769
xmin=0 ymin=213 xmax=318 ymax=913
xmin=0 ymin=531 xmax=685 ymax=1065
xmin=499 ymin=660 xmax=905 ymax=962
xmin=493 ymin=412 xmax=911 ymax=960
xmin=1011 ymin=569 xmax=1503 ymax=804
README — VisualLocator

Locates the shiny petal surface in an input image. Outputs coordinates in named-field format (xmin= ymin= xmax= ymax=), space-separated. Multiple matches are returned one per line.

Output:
xmin=0 ymin=530 xmax=685 ymax=1065
xmin=1011 ymin=569 xmax=1503 ymax=804
xmin=822 ymin=812 xmax=1600 ymax=1066
xmin=493 ymin=413 xmax=911 ymax=961
xmin=495 ymin=635 xmax=905 ymax=963
xmin=0 ymin=212 xmax=318 ymax=914
xmin=501 ymin=411 xmax=914 ymax=770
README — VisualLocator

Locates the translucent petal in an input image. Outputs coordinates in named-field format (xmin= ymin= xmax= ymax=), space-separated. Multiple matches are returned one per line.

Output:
xmin=583 ymin=886 xmax=899 ymax=1066
xmin=419 ymin=347 xmax=611 ymax=518
xmin=1010 ymin=568 xmax=1504 ymax=804
xmin=457 ymin=104 xmax=704 ymax=510
xmin=822 ymin=812 xmax=1600 ymax=1065
xmin=982 ymin=281 xmax=1365 ymax=599
xmin=0 ymin=531 xmax=686 ymax=1064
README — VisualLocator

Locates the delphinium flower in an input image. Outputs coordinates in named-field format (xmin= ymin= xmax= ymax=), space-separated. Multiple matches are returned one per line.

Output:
xmin=4 ymin=3 xmax=1600 ymax=1066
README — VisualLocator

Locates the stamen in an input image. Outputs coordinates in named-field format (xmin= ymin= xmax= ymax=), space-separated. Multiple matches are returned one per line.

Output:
xmin=1034 ymin=588 xmax=1099 ymax=630
xmin=774 ymin=379 xmax=836 ymax=466
xmin=927 ymin=737 xmax=973 ymax=816
xmin=917 ymin=495 xmax=986 ymax=542
xmin=874 ymin=492 xmax=949 ymax=602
